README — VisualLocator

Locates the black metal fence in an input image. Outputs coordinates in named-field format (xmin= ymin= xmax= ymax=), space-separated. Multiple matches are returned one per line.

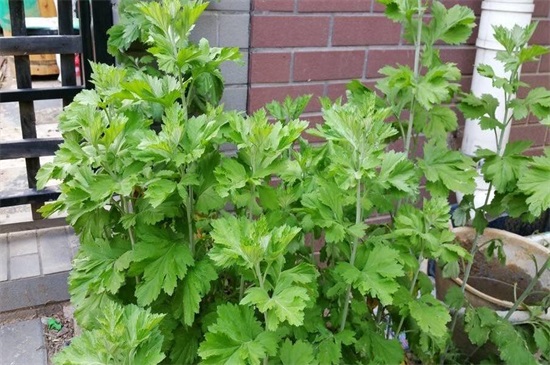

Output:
xmin=0 ymin=0 xmax=115 ymax=232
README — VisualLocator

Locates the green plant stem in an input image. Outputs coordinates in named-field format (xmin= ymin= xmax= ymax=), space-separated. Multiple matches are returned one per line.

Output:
xmin=238 ymin=276 xmax=245 ymax=301
xmin=504 ymin=256 xmax=550 ymax=320
xmin=396 ymin=250 xmax=425 ymax=335
xmin=178 ymin=74 xmax=189 ymax=118
xmin=404 ymin=0 xmax=424 ymax=158
xmin=122 ymin=196 xmax=139 ymax=284
xmin=248 ymin=184 xmax=256 ymax=220
xmin=122 ymin=196 xmax=137 ymax=249
xmin=447 ymin=62 xmax=518 ymax=343
xmin=442 ymin=178 xmax=495 ymax=364
xmin=339 ymin=179 xmax=363 ymax=332
xmin=238 ymin=184 xmax=258 ymax=301
xmin=254 ymin=262 xmax=270 ymax=365
xmin=187 ymin=185 xmax=195 ymax=255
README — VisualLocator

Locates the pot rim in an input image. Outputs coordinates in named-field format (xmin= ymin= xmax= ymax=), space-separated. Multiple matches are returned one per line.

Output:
xmin=451 ymin=226 xmax=550 ymax=310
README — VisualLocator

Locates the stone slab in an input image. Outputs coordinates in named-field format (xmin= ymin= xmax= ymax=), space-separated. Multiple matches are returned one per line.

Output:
xmin=9 ymin=254 xmax=40 ymax=280
xmin=0 ymin=318 xmax=47 ymax=365
xmin=0 ymin=272 xmax=70 ymax=313
xmin=8 ymin=230 xmax=38 ymax=257
xmin=0 ymin=235 xmax=7 ymax=282
xmin=209 ymin=0 xmax=250 ymax=11
xmin=38 ymin=227 xmax=72 ymax=275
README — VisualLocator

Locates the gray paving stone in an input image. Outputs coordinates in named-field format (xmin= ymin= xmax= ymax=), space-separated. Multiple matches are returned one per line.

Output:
xmin=8 ymin=230 xmax=38 ymax=257
xmin=10 ymin=254 xmax=40 ymax=280
xmin=0 ymin=235 xmax=7 ymax=282
xmin=219 ymin=13 xmax=250 ymax=48
xmin=38 ymin=227 xmax=72 ymax=275
xmin=0 ymin=318 xmax=47 ymax=365
xmin=209 ymin=0 xmax=250 ymax=11
xmin=221 ymin=50 xmax=249 ymax=85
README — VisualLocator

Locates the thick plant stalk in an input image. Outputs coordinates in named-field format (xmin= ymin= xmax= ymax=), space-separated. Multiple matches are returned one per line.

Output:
xmin=339 ymin=180 xmax=363 ymax=332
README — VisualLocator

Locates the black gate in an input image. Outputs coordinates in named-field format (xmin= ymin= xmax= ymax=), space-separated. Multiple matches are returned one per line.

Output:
xmin=0 ymin=0 xmax=115 ymax=232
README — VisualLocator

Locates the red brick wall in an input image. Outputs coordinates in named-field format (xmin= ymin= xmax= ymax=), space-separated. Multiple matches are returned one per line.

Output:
xmin=248 ymin=0 xmax=550 ymax=153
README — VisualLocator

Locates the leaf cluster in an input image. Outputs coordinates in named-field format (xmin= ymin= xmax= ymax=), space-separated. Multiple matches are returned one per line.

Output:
xmin=40 ymin=1 xmax=549 ymax=365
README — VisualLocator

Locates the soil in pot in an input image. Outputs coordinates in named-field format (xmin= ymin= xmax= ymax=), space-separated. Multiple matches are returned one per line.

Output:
xmin=460 ymin=236 xmax=550 ymax=305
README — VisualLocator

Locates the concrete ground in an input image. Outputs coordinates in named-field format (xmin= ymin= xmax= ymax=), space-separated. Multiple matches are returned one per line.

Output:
xmin=0 ymin=226 xmax=77 ymax=365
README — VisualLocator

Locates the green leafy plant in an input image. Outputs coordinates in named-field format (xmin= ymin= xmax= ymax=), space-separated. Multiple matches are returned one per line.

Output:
xmin=38 ymin=0 xmax=550 ymax=364
xmin=55 ymin=301 xmax=166 ymax=365
xmin=448 ymin=23 xmax=550 ymax=364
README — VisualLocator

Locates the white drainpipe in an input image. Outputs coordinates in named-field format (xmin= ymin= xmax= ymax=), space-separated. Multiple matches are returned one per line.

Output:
xmin=458 ymin=0 xmax=535 ymax=207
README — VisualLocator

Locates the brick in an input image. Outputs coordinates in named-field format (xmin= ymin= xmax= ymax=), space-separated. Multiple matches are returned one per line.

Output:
xmin=8 ymin=231 xmax=38 ymax=257
xmin=251 ymin=15 xmax=330 ymax=47
xmin=379 ymin=1 xmax=483 ymax=16
xmin=534 ymin=0 xmax=550 ymax=18
xmin=388 ymin=135 xmax=427 ymax=157
xmin=464 ymin=23 xmax=479 ymax=46
xmin=441 ymin=0 xmax=482 ymax=16
xmin=298 ymin=0 xmax=371 ymax=12
xmin=522 ymin=58 xmax=540 ymax=74
xmin=460 ymin=75 xmax=473 ymax=93
xmin=302 ymin=114 xmax=326 ymax=142
xmin=209 ymin=0 xmax=250 ymax=11
xmin=221 ymin=51 xmax=249 ymax=85
xmin=254 ymin=0 xmax=295 ymax=12
xmin=10 ymin=254 xmax=40 ymax=279
xmin=326 ymin=80 xmax=377 ymax=100
xmin=326 ymin=82 xmax=350 ymax=101
xmin=294 ymin=50 xmax=365 ymax=81
xmin=366 ymin=49 xmax=415 ymax=78
xmin=190 ymin=12 xmax=218 ymax=45
xmin=222 ymin=86 xmax=248 ymax=111
xmin=525 ymin=147 xmax=545 ymax=156
xmin=519 ymin=73 xmax=550 ymax=98
xmin=372 ymin=1 xmax=386 ymax=13
xmin=250 ymin=52 xmax=291 ymax=83
xmin=248 ymin=84 xmax=324 ymax=113
xmin=509 ymin=123 xmax=548 ymax=147
xmin=219 ymin=13 xmax=250 ymax=48
xmin=532 ymin=20 xmax=550 ymax=45
xmin=38 ymin=227 xmax=72 ymax=275
xmin=440 ymin=47 xmax=477 ymax=76
xmin=375 ymin=1 xmax=482 ymax=15
xmin=540 ymin=54 xmax=550 ymax=73
xmin=332 ymin=16 xmax=401 ymax=46
xmin=0 ymin=235 xmax=7 ymax=282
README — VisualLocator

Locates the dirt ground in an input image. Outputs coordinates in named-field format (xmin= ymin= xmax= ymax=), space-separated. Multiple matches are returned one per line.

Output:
xmin=0 ymin=301 xmax=76 ymax=364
